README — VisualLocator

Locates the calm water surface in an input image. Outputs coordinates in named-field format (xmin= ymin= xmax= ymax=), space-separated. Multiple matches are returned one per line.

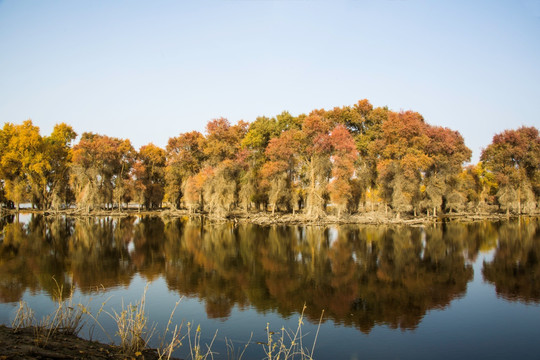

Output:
xmin=0 ymin=214 xmax=539 ymax=359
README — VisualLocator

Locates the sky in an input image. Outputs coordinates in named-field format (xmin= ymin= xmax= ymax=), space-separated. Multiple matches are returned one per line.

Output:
xmin=1 ymin=0 xmax=539 ymax=163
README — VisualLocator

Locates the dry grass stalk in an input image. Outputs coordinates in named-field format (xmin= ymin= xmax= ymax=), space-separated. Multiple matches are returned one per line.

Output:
xmin=158 ymin=298 xmax=186 ymax=360
xmin=11 ymin=301 xmax=35 ymax=330
xmin=225 ymin=333 xmax=253 ymax=360
xmin=37 ymin=281 xmax=88 ymax=344
xmin=108 ymin=285 xmax=156 ymax=355
xmin=187 ymin=322 xmax=218 ymax=360
xmin=261 ymin=305 xmax=324 ymax=360
xmin=11 ymin=279 xmax=90 ymax=345
xmin=10 ymin=281 xmax=322 ymax=360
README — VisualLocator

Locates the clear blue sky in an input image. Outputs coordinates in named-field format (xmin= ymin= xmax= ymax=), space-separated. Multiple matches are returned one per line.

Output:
xmin=1 ymin=0 xmax=539 ymax=162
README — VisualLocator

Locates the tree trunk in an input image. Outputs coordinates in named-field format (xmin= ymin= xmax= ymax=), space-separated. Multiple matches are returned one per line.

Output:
xmin=517 ymin=187 xmax=521 ymax=214
xmin=308 ymin=157 xmax=315 ymax=216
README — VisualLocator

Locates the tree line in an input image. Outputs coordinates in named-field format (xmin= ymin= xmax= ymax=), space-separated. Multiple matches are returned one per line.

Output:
xmin=0 ymin=99 xmax=538 ymax=216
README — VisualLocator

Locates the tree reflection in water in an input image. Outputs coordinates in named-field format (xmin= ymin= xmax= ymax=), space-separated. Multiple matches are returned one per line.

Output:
xmin=483 ymin=218 xmax=540 ymax=303
xmin=0 ymin=215 xmax=537 ymax=332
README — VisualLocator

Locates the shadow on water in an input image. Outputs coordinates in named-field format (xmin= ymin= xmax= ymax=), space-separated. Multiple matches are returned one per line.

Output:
xmin=0 ymin=214 xmax=539 ymax=333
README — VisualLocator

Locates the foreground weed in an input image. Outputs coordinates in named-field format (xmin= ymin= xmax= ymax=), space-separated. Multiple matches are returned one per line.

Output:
xmin=34 ymin=279 xmax=88 ymax=345
xmin=187 ymin=322 xmax=218 ymax=360
xmin=108 ymin=285 xmax=156 ymax=355
xmin=261 ymin=305 xmax=324 ymax=360
xmin=82 ymin=295 xmax=112 ymax=342
xmin=226 ymin=333 xmax=253 ymax=360
xmin=11 ymin=301 xmax=35 ymax=330
xmin=10 ymin=283 xmax=321 ymax=360
xmin=158 ymin=299 xmax=186 ymax=360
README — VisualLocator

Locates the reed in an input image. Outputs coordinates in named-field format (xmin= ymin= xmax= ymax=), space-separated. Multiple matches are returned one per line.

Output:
xmin=41 ymin=284 xmax=87 ymax=337
xmin=11 ymin=280 xmax=89 ymax=345
xmin=107 ymin=285 xmax=156 ymax=355
xmin=9 ymin=284 xmax=323 ymax=359
xmin=157 ymin=299 xmax=185 ymax=360
xmin=11 ymin=300 xmax=35 ymax=330
xmin=186 ymin=321 xmax=218 ymax=360
xmin=226 ymin=333 xmax=253 ymax=360
xmin=261 ymin=305 xmax=324 ymax=360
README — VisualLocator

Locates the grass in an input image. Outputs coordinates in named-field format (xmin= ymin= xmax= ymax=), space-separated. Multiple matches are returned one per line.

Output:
xmin=186 ymin=322 xmax=218 ymax=360
xmin=260 ymin=305 xmax=324 ymax=360
xmin=157 ymin=299 xmax=184 ymax=360
xmin=12 ymin=279 xmax=89 ymax=344
xmin=107 ymin=285 xmax=156 ymax=354
xmin=10 ymin=285 xmax=323 ymax=360
xmin=11 ymin=300 xmax=35 ymax=330
xmin=226 ymin=333 xmax=253 ymax=360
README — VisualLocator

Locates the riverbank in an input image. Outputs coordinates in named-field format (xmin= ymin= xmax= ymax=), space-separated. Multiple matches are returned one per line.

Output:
xmin=1 ymin=207 xmax=537 ymax=225
xmin=0 ymin=324 xmax=176 ymax=360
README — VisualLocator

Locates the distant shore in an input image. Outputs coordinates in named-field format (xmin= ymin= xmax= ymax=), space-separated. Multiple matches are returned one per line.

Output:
xmin=2 ymin=207 xmax=537 ymax=226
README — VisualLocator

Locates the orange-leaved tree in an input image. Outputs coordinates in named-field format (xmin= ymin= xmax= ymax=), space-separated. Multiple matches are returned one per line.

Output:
xmin=165 ymin=131 xmax=205 ymax=209
xmin=481 ymin=126 xmax=540 ymax=214
xmin=328 ymin=124 xmax=358 ymax=217
xmin=71 ymin=133 xmax=136 ymax=211
xmin=135 ymin=143 xmax=166 ymax=210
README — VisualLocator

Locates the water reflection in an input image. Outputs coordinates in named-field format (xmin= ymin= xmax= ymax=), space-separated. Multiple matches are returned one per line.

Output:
xmin=483 ymin=218 xmax=540 ymax=303
xmin=0 ymin=215 xmax=538 ymax=332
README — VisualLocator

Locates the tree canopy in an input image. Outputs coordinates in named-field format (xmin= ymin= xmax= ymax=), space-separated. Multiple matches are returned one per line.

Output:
xmin=1 ymin=100 xmax=538 ymax=216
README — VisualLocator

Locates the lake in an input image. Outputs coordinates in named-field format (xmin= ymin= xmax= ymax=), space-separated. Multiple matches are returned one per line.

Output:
xmin=0 ymin=214 xmax=539 ymax=359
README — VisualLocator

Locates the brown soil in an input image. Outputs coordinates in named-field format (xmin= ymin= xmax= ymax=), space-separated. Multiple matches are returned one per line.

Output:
xmin=0 ymin=325 xmax=178 ymax=360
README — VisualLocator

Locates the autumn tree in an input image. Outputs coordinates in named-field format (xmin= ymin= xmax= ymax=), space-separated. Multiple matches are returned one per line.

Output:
xmin=374 ymin=111 xmax=431 ymax=217
xmin=328 ymin=124 xmax=358 ymax=216
xmin=190 ymin=118 xmax=248 ymax=215
xmin=298 ymin=113 xmax=333 ymax=217
xmin=42 ymin=123 xmax=77 ymax=209
xmin=240 ymin=116 xmax=280 ymax=211
xmin=135 ymin=143 xmax=166 ymax=209
xmin=0 ymin=122 xmax=30 ymax=210
xmin=202 ymin=157 xmax=246 ymax=216
xmin=261 ymin=129 xmax=302 ymax=214
xmin=276 ymin=111 xmax=302 ymax=132
xmin=423 ymin=125 xmax=471 ymax=215
xmin=0 ymin=98 xmax=504 ymax=218
xmin=71 ymin=133 xmax=136 ymax=211
xmin=165 ymin=131 xmax=205 ymax=209
xmin=327 ymin=100 xmax=387 ymax=211
xmin=0 ymin=120 xmax=75 ymax=210
xmin=458 ymin=162 xmax=498 ymax=212
xmin=202 ymin=118 xmax=248 ymax=165
xmin=183 ymin=166 xmax=212 ymax=213
xmin=481 ymin=126 xmax=540 ymax=214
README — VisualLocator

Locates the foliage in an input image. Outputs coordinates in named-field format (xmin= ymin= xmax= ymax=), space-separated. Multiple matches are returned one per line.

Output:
xmin=71 ymin=133 xmax=136 ymax=211
xmin=481 ymin=126 xmax=540 ymax=214
xmin=1 ymin=100 xmax=537 ymax=217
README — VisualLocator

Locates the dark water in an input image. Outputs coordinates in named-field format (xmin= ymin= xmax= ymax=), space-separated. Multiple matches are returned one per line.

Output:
xmin=0 ymin=214 xmax=539 ymax=359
